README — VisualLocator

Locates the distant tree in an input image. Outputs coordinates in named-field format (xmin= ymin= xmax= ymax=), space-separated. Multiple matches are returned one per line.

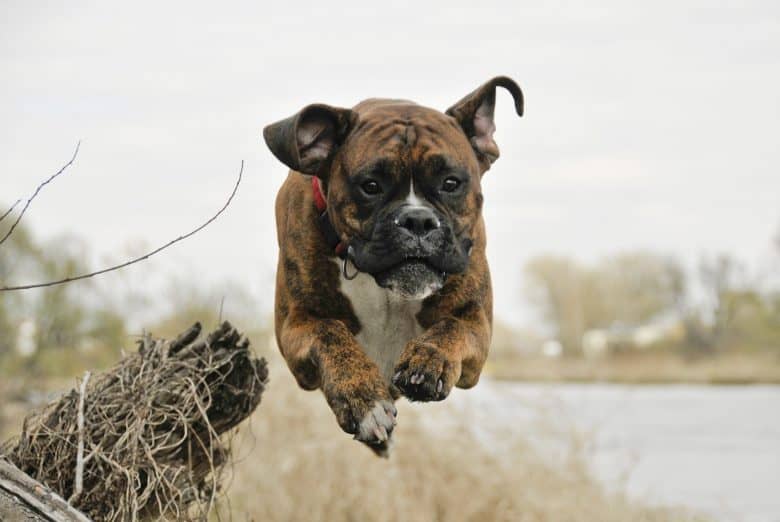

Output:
xmin=695 ymin=253 xmax=780 ymax=352
xmin=524 ymin=252 xmax=686 ymax=354
xmin=0 ymin=216 xmax=126 ymax=371
xmin=593 ymin=252 xmax=686 ymax=326
xmin=0 ymin=217 xmax=42 ymax=357
xmin=150 ymin=278 xmax=264 ymax=339
xmin=1 ymin=149 xmax=241 ymax=374
xmin=525 ymin=256 xmax=588 ymax=354
xmin=698 ymin=254 xmax=743 ymax=349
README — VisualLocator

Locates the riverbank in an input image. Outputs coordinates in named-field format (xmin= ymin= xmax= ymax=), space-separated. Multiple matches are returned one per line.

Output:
xmin=486 ymin=352 xmax=780 ymax=385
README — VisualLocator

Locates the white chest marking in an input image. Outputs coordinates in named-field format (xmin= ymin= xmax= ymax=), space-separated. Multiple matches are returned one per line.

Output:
xmin=337 ymin=261 xmax=424 ymax=382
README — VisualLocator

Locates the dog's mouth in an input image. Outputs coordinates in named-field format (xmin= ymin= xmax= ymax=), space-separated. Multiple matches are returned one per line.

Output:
xmin=372 ymin=257 xmax=445 ymax=300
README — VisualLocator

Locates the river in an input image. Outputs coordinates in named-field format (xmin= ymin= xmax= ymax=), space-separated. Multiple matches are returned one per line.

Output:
xmin=451 ymin=382 xmax=780 ymax=522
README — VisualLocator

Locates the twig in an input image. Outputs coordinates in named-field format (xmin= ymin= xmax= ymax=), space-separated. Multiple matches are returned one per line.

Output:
xmin=0 ymin=199 xmax=20 ymax=224
xmin=0 ymin=161 xmax=243 ymax=291
xmin=218 ymin=296 xmax=226 ymax=325
xmin=69 ymin=371 xmax=91 ymax=504
xmin=0 ymin=141 xmax=80 ymax=246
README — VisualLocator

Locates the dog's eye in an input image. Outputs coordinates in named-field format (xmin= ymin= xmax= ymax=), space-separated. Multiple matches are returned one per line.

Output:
xmin=361 ymin=180 xmax=382 ymax=195
xmin=441 ymin=177 xmax=461 ymax=193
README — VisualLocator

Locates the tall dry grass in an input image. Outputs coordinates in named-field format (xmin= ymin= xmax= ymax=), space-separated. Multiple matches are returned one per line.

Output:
xmin=217 ymin=356 xmax=704 ymax=522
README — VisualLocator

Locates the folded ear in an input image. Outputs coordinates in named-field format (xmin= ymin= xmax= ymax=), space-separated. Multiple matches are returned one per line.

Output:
xmin=263 ymin=104 xmax=356 ymax=176
xmin=446 ymin=76 xmax=524 ymax=168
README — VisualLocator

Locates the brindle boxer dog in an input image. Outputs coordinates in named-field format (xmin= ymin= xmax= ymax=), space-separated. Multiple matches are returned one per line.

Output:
xmin=263 ymin=76 xmax=523 ymax=456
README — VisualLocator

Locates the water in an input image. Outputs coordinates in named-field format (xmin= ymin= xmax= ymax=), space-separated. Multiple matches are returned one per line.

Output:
xmin=453 ymin=382 xmax=780 ymax=522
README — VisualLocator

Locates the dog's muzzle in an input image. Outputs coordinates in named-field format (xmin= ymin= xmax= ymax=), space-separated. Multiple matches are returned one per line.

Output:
xmin=348 ymin=205 xmax=472 ymax=299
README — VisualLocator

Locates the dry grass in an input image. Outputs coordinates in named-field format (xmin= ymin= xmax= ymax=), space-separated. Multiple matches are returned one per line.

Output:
xmin=487 ymin=352 xmax=780 ymax=385
xmin=217 ymin=356 xmax=705 ymax=522
xmin=0 ymin=341 xmax=712 ymax=521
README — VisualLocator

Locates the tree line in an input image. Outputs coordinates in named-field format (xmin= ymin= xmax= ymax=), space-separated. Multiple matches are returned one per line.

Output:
xmin=524 ymin=245 xmax=780 ymax=356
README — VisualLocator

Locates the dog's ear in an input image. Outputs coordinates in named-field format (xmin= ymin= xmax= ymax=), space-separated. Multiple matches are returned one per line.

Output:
xmin=263 ymin=104 xmax=356 ymax=176
xmin=446 ymin=76 xmax=523 ymax=169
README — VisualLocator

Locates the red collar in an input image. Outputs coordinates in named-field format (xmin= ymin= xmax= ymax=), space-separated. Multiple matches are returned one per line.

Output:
xmin=312 ymin=177 xmax=347 ymax=257
xmin=312 ymin=175 xmax=328 ymax=213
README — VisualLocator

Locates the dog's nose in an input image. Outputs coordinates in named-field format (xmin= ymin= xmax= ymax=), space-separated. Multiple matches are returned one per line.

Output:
xmin=395 ymin=207 xmax=441 ymax=236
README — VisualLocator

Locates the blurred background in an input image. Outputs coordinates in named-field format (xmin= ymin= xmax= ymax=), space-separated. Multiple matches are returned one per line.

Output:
xmin=1 ymin=1 xmax=778 ymax=521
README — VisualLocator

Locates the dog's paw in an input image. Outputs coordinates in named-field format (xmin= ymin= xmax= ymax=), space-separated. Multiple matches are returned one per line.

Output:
xmin=324 ymin=380 xmax=397 ymax=449
xmin=355 ymin=400 xmax=397 ymax=456
xmin=355 ymin=400 xmax=397 ymax=442
xmin=392 ymin=342 xmax=460 ymax=402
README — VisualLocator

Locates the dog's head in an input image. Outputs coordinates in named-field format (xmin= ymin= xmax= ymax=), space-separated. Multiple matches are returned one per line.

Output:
xmin=264 ymin=77 xmax=523 ymax=299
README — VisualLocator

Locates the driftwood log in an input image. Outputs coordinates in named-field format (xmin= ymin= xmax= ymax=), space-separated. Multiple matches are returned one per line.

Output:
xmin=0 ymin=321 xmax=268 ymax=521
xmin=0 ymin=457 xmax=90 ymax=521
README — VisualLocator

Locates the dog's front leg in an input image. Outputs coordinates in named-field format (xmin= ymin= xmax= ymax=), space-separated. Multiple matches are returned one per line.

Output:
xmin=392 ymin=311 xmax=491 ymax=402
xmin=279 ymin=314 xmax=397 ymax=449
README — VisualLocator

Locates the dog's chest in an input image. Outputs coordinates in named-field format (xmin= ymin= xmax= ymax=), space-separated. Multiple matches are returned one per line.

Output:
xmin=337 ymin=266 xmax=424 ymax=382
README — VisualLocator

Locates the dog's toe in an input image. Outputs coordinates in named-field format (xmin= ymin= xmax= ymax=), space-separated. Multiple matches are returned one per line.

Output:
xmin=355 ymin=400 xmax=396 ymax=457
xmin=355 ymin=401 xmax=396 ymax=445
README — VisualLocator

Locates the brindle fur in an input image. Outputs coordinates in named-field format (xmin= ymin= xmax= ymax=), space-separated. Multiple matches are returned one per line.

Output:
xmin=267 ymin=77 xmax=523 ymax=455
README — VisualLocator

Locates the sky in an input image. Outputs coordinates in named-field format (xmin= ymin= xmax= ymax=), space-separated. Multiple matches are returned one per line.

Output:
xmin=1 ymin=1 xmax=779 ymax=328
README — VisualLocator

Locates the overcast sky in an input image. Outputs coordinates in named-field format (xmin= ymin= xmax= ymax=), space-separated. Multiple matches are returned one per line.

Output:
xmin=2 ymin=1 xmax=778 ymax=327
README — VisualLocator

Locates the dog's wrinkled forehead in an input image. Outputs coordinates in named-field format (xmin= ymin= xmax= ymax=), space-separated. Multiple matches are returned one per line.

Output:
xmin=339 ymin=100 xmax=480 ymax=178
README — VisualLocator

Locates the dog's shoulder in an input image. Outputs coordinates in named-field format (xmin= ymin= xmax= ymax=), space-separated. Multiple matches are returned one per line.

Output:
xmin=275 ymin=172 xmax=309 ymax=239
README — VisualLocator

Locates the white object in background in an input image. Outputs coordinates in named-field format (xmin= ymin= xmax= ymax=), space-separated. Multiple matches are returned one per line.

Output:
xmin=16 ymin=318 xmax=37 ymax=357
xmin=582 ymin=329 xmax=609 ymax=358
xmin=541 ymin=339 xmax=563 ymax=358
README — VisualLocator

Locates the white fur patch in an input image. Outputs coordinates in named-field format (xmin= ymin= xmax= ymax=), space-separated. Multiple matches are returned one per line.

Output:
xmin=337 ymin=261 xmax=424 ymax=382
xmin=404 ymin=179 xmax=426 ymax=208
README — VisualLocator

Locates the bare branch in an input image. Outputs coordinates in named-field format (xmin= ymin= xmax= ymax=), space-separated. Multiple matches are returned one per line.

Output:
xmin=0 ymin=141 xmax=81 ymax=246
xmin=218 ymin=295 xmax=226 ymax=325
xmin=0 ymin=199 xmax=21 ymax=224
xmin=0 ymin=160 xmax=243 ymax=292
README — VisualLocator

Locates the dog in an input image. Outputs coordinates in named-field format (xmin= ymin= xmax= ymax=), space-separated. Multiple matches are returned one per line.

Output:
xmin=263 ymin=76 xmax=523 ymax=456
